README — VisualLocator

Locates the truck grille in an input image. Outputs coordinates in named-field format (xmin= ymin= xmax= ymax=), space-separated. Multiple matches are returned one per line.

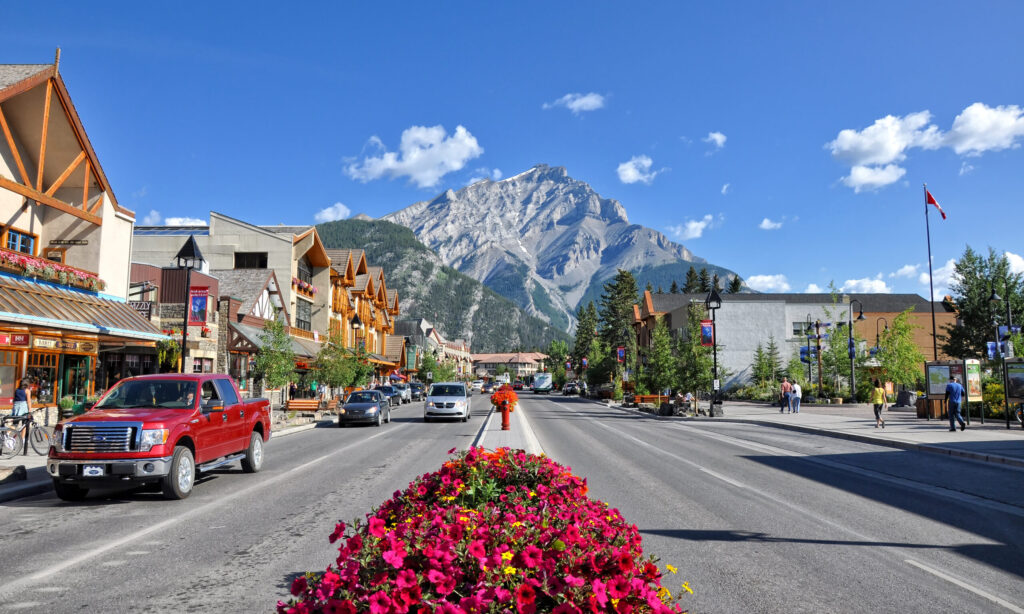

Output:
xmin=66 ymin=425 xmax=136 ymax=453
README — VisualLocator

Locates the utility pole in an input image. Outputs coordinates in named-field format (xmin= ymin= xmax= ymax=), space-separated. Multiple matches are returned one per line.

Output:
xmin=816 ymin=319 xmax=823 ymax=398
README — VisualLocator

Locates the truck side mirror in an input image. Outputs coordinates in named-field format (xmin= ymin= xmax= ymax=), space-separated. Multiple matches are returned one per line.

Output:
xmin=201 ymin=400 xmax=225 ymax=413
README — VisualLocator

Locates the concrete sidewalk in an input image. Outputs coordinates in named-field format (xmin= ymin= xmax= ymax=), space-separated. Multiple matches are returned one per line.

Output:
xmin=471 ymin=403 xmax=544 ymax=456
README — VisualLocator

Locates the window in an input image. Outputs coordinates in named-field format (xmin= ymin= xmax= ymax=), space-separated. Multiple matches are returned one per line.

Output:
xmin=296 ymin=256 xmax=312 ymax=284
xmin=234 ymin=252 xmax=268 ymax=269
xmin=214 ymin=378 xmax=239 ymax=405
xmin=295 ymin=300 xmax=311 ymax=331
xmin=43 ymin=247 xmax=65 ymax=263
xmin=192 ymin=357 xmax=213 ymax=373
xmin=5 ymin=228 xmax=35 ymax=254
xmin=793 ymin=322 xmax=810 ymax=337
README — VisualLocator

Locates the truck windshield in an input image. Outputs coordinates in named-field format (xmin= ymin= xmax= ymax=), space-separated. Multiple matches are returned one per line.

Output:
xmin=93 ymin=380 xmax=199 ymax=410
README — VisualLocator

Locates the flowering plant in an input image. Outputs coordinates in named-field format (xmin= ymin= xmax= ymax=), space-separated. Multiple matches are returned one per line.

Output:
xmin=201 ymin=326 xmax=212 ymax=335
xmin=490 ymin=385 xmax=518 ymax=412
xmin=280 ymin=447 xmax=689 ymax=613
xmin=0 ymin=248 xmax=106 ymax=291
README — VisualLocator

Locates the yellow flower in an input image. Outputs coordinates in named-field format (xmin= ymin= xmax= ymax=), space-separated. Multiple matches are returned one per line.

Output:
xmin=511 ymin=521 xmax=522 ymax=527
xmin=501 ymin=551 xmax=514 ymax=561
xmin=611 ymin=598 xmax=620 ymax=607
xmin=665 ymin=564 xmax=677 ymax=574
xmin=681 ymin=581 xmax=693 ymax=594
xmin=657 ymin=587 xmax=672 ymax=601
xmin=503 ymin=566 xmax=517 ymax=575
xmin=528 ymin=490 xmax=536 ymax=498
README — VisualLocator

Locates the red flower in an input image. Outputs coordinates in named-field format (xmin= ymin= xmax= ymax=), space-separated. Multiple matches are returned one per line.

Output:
xmin=552 ymin=604 xmax=581 ymax=614
xmin=328 ymin=521 xmax=346 ymax=544
xmin=290 ymin=576 xmax=307 ymax=596
xmin=515 ymin=584 xmax=537 ymax=614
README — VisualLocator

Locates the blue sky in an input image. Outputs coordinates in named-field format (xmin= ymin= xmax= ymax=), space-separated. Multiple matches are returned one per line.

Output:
xmin=3 ymin=1 xmax=1023 ymax=301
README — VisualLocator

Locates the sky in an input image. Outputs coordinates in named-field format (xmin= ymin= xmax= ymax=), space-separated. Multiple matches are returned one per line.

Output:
xmin=3 ymin=1 xmax=1023 ymax=302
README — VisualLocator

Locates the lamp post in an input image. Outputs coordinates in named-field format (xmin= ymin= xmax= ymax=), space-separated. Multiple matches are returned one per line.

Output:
xmin=350 ymin=313 xmax=362 ymax=349
xmin=174 ymin=235 xmax=205 ymax=374
xmin=705 ymin=288 xmax=722 ymax=415
xmin=875 ymin=317 xmax=889 ymax=349
xmin=989 ymin=287 xmax=1014 ymax=430
xmin=804 ymin=314 xmax=813 ymax=388
xmin=847 ymin=300 xmax=866 ymax=400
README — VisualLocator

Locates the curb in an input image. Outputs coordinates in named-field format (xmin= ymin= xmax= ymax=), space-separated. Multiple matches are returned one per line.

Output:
xmin=611 ymin=405 xmax=1024 ymax=469
xmin=271 ymin=419 xmax=332 ymax=439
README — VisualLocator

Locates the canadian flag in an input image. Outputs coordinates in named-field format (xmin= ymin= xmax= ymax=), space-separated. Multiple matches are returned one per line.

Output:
xmin=925 ymin=190 xmax=946 ymax=220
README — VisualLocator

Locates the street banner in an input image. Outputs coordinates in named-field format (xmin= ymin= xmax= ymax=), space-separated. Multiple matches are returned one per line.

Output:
xmin=998 ymin=325 xmax=1021 ymax=340
xmin=700 ymin=320 xmax=713 ymax=346
xmin=565 ymin=361 xmax=571 ymax=370
xmin=616 ymin=346 xmax=625 ymax=363
xmin=965 ymin=359 xmax=983 ymax=401
xmin=581 ymin=357 xmax=588 ymax=369
xmin=189 ymin=287 xmax=208 ymax=325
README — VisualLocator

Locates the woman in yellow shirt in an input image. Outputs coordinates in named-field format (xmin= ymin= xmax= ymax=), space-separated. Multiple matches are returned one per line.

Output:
xmin=871 ymin=379 xmax=887 ymax=428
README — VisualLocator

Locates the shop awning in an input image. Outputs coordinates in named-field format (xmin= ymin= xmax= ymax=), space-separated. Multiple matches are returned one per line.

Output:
xmin=0 ymin=273 xmax=167 ymax=341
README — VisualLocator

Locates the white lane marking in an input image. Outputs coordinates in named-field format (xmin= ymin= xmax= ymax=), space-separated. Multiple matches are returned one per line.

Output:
xmin=0 ymin=424 xmax=408 ymax=597
xmin=514 ymin=403 xmax=544 ymax=456
xmin=904 ymin=559 xmax=1024 ymax=613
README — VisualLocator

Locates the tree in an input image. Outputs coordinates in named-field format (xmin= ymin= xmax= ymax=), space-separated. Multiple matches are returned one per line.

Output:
xmin=572 ymin=301 xmax=598 ymax=368
xmin=656 ymin=285 xmax=663 ymax=294
xmin=253 ymin=316 xmax=295 ymax=394
xmin=676 ymin=303 xmax=713 ymax=393
xmin=645 ymin=281 xmax=653 ymax=293
xmin=697 ymin=268 xmax=711 ymax=293
xmin=598 ymin=269 xmax=639 ymax=379
xmin=545 ymin=339 xmax=569 ymax=387
xmin=727 ymin=276 xmax=743 ymax=293
xmin=684 ymin=266 xmax=700 ymax=293
xmin=877 ymin=308 xmax=926 ymax=390
xmin=645 ymin=317 xmax=677 ymax=394
xmin=750 ymin=343 xmax=771 ymax=386
xmin=942 ymin=246 xmax=1023 ymax=359
xmin=313 ymin=332 xmax=355 ymax=391
xmin=670 ymin=280 xmax=680 ymax=294
xmin=712 ymin=273 xmax=721 ymax=291
xmin=765 ymin=335 xmax=783 ymax=383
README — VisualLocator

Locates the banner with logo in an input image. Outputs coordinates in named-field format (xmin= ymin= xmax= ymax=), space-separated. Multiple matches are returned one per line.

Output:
xmin=616 ymin=346 xmax=625 ymax=363
xmin=700 ymin=320 xmax=714 ymax=346
xmin=189 ymin=287 xmax=208 ymax=325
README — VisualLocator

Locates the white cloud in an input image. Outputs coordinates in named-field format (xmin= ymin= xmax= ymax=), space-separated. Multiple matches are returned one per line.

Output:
xmin=467 ymin=167 xmax=504 ymax=184
xmin=959 ymin=161 xmax=974 ymax=176
xmin=946 ymin=103 xmax=1024 ymax=156
xmin=491 ymin=168 xmax=502 ymax=180
xmin=667 ymin=214 xmax=716 ymax=240
xmin=617 ymin=155 xmax=661 ymax=184
xmin=703 ymin=131 xmax=727 ymax=150
xmin=140 ymin=209 xmax=162 ymax=225
xmin=747 ymin=274 xmax=791 ymax=292
xmin=758 ymin=217 xmax=783 ymax=230
xmin=805 ymin=283 xmax=824 ymax=293
xmin=314 ymin=202 xmax=352 ymax=223
xmin=840 ymin=275 xmax=892 ymax=293
xmin=721 ymin=183 xmax=730 ymax=195
xmin=1006 ymin=251 xmax=1024 ymax=274
xmin=918 ymin=258 xmax=957 ymax=299
xmin=840 ymin=164 xmax=907 ymax=192
xmin=891 ymin=264 xmax=919 ymax=278
xmin=542 ymin=92 xmax=605 ymax=114
xmin=345 ymin=125 xmax=483 ymax=189
xmin=828 ymin=111 xmax=942 ymax=166
xmin=164 ymin=216 xmax=207 ymax=226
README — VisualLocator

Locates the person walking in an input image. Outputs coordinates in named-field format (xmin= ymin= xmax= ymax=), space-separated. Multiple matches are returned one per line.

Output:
xmin=871 ymin=379 xmax=887 ymax=428
xmin=12 ymin=379 xmax=31 ymax=416
xmin=944 ymin=375 xmax=967 ymax=432
xmin=790 ymin=381 xmax=802 ymax=413
xmin=779 ymin=377 xmax=793 ymax=413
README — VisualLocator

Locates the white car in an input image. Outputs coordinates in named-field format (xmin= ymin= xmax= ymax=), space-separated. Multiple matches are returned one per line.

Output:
xmin=471 ymin=380 xmax=483 ymax=392
xmin=424 ymin=382 xmax=472 ymax=422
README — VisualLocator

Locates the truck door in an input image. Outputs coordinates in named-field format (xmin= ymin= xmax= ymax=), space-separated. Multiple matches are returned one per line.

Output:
xmin=196 ymin=380 xmax=230 ymax=462
xmin=213 ymin=377 xmax=247 ymax=452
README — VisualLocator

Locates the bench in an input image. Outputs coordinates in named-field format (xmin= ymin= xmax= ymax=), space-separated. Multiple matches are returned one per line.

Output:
xmin=326 ymin=399 xmax=338 ymax=413
xmin=633 ymin=394 xmax=670 ymax=407
xmin=285 ymin=398 xmax=321 ymax=417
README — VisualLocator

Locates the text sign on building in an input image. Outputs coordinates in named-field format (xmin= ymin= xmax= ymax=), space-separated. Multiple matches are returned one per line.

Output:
xmin=129 ymin=301 xmax=152 ymax=319
xmin=48 ymin=239 xmax=88 ymax=246
xmin=189 ymin=287 xmax=208 ymax=325
xmin=0 ymin=333 xmax=30 ymax=346
xmin=33 ymin=338 xmax=96 ymax=352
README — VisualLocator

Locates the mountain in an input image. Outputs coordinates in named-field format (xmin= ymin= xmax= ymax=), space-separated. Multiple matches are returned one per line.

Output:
xmin=315 ymin=219 xmax=570 ymax=352
xmin=383 ymin=164 xmax=743 ymax=330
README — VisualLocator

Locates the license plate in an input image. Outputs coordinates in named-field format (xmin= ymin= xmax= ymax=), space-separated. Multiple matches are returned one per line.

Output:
xmin=82 ymin=465 xmax=104 ymax=477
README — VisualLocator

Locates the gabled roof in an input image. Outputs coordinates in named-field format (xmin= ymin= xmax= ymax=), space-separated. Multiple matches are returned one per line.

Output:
xmin=325 ymin=249 xmax=355 ymax=278
xmin=387 ymin=288 xmax=399 ymax=311
xmin=211 ymin=268 xmax=287 ymax=322
xmin=384 ymin=334 xmax=405 ymax=362
xmin=0 ymin=65 xmax=51 ymax=90
xmin=352 ymin=273 xmax=370 ymax=293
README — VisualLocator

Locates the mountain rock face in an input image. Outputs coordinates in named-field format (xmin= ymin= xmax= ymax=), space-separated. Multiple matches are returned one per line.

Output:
xmin=383 ymin=164 xmax=724 ymax=330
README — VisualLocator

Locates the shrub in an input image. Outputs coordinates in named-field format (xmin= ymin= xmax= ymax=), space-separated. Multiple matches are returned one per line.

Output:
xmin=280 ymin=448 xmax=689 ymax=613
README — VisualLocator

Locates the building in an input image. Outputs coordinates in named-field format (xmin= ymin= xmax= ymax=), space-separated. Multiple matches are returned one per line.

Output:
xmin=471 ymin=352 xmax=548 ymax=380
xmin=634 ymin=290 xmax=957 ymax=389
xmin=0 ymin=58 xmax=166 ymax=410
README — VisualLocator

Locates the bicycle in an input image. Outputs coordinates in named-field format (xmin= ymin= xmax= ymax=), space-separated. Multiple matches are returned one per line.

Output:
xmin=0 ymin=412 xmax=54 ymax=459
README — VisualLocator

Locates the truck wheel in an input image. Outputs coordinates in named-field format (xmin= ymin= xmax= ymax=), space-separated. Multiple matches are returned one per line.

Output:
xmin=53 ymin=480 xmax=88 ymax=502
xmin=161 ymin=446 xmax=195 ymax=500
xmin=241 ymin=431 xmax=264 ymax=473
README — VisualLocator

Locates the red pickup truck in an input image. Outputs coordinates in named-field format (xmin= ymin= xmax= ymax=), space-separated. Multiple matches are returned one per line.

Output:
xmin=47 ymin=374 xmax=271 ymax=501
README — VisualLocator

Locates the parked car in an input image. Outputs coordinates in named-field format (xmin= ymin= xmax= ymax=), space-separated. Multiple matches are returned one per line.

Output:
xmin=562 ymin=382 xmax=579 ymax=395
xmin=338 ymin=389 xmax=390 ymax=427
xmin=376 ymin=385 xmax=401 ymax=406
xmin=409 ymin=382 xmax=425 ymax=401
xmin=393 ymin=382 xmax=412 ymax=404
xmin=512 ymin=381 xmax=524 ymax=390
xmin=424 ymin=382 xmax=471 ymax=422
xmin=48 ymin=374 xmax=271 ymax=501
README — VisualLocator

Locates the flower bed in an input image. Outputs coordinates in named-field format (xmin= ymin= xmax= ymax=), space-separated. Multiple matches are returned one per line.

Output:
xmin=0 ymin=247 xmax=106 ymax=291
xmin=280 ymin=447 xmax=689 ymax=613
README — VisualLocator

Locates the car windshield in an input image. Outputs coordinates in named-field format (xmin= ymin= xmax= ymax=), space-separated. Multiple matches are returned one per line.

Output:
xmin=347 ymin=392 xmax=377 ymax=403
xmin=379 ymin=386 xmax=395 ymax=393
xmin=429 ymin=385 xmax=464 ymax=397
xmin=93 ymin=380 xmax=199 ymax=410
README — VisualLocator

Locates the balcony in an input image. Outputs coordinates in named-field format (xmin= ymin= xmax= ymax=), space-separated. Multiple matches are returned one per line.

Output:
xmin=292 ymin=277 xmax=318 ymax=299
xmin=0 ymin=246 xmax=106 ymax=292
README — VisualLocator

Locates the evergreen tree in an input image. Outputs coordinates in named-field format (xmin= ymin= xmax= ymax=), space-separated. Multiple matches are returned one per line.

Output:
xmin=656 ymin=286 xmax=664 ymax=294
xmin=727 ymin=276 xmax=743 ymax=293
xmin=598 ymin=270 xmax=639 ymax=379
xmin=676 ymin=303 xmax=713 ymax=393
xmin=684 ymin=266 xmax=700 ymax=293
xmin=254 ymin=315 xmax=295 ymax=393
xmin=942 ymin=246 xmax=1023 ymax=359
xmin=670 ymin=280 xmax=680 ymax=294
xmin=572 ymin=301 xmax=598 ymax=368
xmin=712 ymin=272 xmax=721 ymax=290
xmin=750 ymin=342 xmax=770 ymax=386
xmin=697 ymin=268 xmax=711 ymax=292
xmin=765 ymin=334 xmax=783 ymax=383
xmin=645 ymin=317 xmax=677 ymax=394
xmin=878 ymin=308 xmax=926 ymax=389
xmin=645 ymin=281 xmax=653 ymax=293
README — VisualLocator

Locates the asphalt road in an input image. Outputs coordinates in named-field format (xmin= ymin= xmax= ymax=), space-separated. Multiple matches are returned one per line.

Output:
xmin=528 ymin=395 xmax=1024 ymax=613
xmin=1 ymin=395 xmax=1022 ymax=613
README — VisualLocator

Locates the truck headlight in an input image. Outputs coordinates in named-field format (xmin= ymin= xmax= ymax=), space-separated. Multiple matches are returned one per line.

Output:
xmin=51 ymin=424 xmax=64 ymax=453
xmin=139 ymin=429 xmax=168 ymax=452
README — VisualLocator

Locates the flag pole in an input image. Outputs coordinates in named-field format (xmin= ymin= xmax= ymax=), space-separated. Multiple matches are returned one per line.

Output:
xmin=924 ymin=183 xmax=939 ymax=360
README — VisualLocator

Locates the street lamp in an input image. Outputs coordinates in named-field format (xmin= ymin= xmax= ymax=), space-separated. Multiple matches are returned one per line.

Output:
xmin=350 ymin=313 xmax=362 ymax=348
xmin=174 ymin=235 xmax=205 ymax=374
xmin=847 ymin=299 xmax=866 ymax=400
xmin=875 ymin=317 xmax=889 ymax=349
xmin=705 ymin=287 xmax=722 ymax=415
xmin=804 ymin=314 xmax=813 ymax=388
xmin=989 ymin=287 xmax=1014 ymax=429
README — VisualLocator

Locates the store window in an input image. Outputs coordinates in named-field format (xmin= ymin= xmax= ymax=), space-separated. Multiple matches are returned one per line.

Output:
xmin=295 ymin=300 xmax=311 ymax=331
xmin=192 ymin=357 xmax=213 ymax=373
xmin=229 ymin=353 xmax=249 ymax=391
xmin=4 ymin=228 xmax=36 ymax=254
xmin=26 ymin=353 xmax=58 ymax=406
xmin=0 ymin=350 xmax=19 ymax=403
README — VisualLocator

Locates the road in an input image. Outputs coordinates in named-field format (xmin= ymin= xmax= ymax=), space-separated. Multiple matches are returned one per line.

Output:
xmin=0 ymin=395 xmax=1021 ymax=613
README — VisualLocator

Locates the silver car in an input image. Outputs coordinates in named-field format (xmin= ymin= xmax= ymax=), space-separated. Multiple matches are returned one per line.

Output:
xmin=393 ymin=382 xmax=412 ymax=404
xmin=423 ymin=382 xmax=471 ymax=422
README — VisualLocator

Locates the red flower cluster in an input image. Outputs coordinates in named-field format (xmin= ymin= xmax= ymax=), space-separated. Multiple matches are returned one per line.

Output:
xmin=489 ymin=385 xmax=518 ymax=409
xmin=279 ymin=447 xmax=686 ymax=614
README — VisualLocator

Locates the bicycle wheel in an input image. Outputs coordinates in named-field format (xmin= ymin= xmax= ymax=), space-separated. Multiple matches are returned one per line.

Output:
xmin=0 ymin=427 xmax=23 ymax=460
xmin=1015 ymin=405 xmax=1023 ymax=426
xmin=29 ymin=425 xmax=53 ymax=455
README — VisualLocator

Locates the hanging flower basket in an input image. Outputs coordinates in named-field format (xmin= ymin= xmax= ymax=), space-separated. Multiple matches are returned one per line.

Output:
xmin=490 ymin=385 xmax=518 ymax=412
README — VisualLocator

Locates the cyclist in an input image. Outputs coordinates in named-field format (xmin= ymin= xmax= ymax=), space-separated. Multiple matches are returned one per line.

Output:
xmin=12 ymin=380 xmax=31 ymax=416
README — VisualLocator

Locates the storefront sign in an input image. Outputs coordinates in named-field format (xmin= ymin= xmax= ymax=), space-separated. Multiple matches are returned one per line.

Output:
xmin=189 ymin=287 xmax=208 ymax=325
xmin=48 ymin=239 xmax=88 ymax=246
xmin=32 ymin=338 xmax=96 ymax=352
xmin=129 ymin=301 xmax=152 ymax=319
xmin=0 ymin=333 xmax=30 ymax=346
xmin=34 ymin=338 xmax=58 ymax=349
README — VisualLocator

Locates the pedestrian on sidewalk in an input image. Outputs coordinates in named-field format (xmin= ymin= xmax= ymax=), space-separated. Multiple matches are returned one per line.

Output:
xmin=779 ymin=377 xmax=793 ymax=413
xmin=871 ymin=379 xmax=887 ymax=428
xmin=12 ymin=379 xmax=31 ymax=416
xmin=790 ymin=382 xmax=802 ymax=413
xmin=944 ymin=375 xmax=967 ymax=432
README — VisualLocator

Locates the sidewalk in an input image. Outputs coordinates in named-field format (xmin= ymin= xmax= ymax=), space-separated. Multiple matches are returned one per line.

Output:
xmin=630 ymin=399 xmax=1024 ymax=468
xmin=472 ymin=403 xmax=544 ymax=456
xmin=0 ymin=417 xmax=329 ymax=504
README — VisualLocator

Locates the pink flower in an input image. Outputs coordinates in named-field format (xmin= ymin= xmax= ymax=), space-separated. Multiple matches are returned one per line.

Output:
xmin=607 ymin=575 xmax=631 ymax=599
xmin=383 ymin=545 xmax=406 ymax=568
xmin=368 ymin=591 xmax=392 ymax=614
xmin=396 ymin=569 xmax=418 ymax=588
xmin=467 ymin=539 xmax=486 ymax=559
xmin=324 ymin=600 xmax=356 ymax=614
xmin=591 ymin=579 xmax=608 ymax=607
xmin=368 ymin=517 xmax=386 ymax=538
xmin=520 ymin=544 xmax=543 ymax=567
